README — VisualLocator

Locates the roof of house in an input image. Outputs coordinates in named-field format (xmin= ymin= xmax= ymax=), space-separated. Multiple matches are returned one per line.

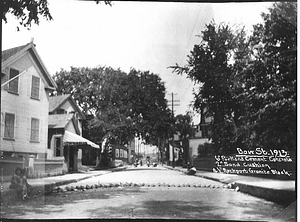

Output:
xmin=48 ymin=113 xmax=74 ymax=129
xmin=49 ymin=94 xmax=85 ymax=119
xmin=64 ymin=131 xmax=99 ymax=149
xmin=49 ymin=112 xmax=82 ymax=136
xmin=1 ymin=42 xmax=57 ymax=90
xmin=2 ymin=44 xmax=29 ymax=62
xmin=49 ymin=94 xmax=71 ymax=112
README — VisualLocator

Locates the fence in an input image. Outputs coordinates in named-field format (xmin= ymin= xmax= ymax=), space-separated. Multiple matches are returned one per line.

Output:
xmin=32 ymin=157 xmax=66 ymax=178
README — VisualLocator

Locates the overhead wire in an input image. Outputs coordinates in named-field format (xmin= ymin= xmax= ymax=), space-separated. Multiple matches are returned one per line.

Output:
xmin=180 ymin=4 xmax=211 ymax=93
xmin=177 ymin=5 xmax=202 ymax=90
xmin=167 ymin=5 xmax=202 ymax=96
xmin=168 ymin=5 xmax=203 ymax=115
xmin=178 ymin=5 xmax=214 ymax=123
xmin=177 ymin=5 xmax=211 ymax=115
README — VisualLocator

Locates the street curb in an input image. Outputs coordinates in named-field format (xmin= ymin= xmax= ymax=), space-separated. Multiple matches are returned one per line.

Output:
xmin=164 ymin=166 xmax=296 ymax=205
xmin=232 ymin=182 xmax=296 ymax=205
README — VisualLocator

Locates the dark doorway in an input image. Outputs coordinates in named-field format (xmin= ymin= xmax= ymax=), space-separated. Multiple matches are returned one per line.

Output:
xmin=55 ymin=137 xmax=61 ymax=156
xmin=69 ymin=147 xmax=74 ymax=171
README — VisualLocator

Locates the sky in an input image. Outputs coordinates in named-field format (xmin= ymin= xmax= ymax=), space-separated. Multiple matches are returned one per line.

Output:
xmin=2 ymin=1 xmax=273 ymax=124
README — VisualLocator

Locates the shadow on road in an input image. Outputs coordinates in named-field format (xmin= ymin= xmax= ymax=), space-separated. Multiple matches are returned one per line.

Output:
xmin=1 ymin=186 xmax=285 ymax=221
xmin=1 ymin=187 xmax=147 ymax=219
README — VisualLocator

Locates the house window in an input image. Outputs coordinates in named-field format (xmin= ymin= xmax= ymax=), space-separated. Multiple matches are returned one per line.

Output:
xmin=30 ymin=118 xmax=39 ymax=141
xmin=115 ymin=149 xmax=119 ymax=158
xmin=4 ymin=113 xmax=15 ymax=139
xmin=56 ymin=109 xmax=67 ymax=114
xmin=124 ymin=150 xmax=127 ymax=158
xmin=8 ymin=68 xmax=19 ymax=94
xmin=31 ymin=76 xmax=40 ymax=99
xmin=120 ymin=149 xmax=123 ymax=158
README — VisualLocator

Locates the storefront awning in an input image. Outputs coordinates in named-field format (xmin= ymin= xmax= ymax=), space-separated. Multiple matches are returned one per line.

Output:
xmin=63 ymin=131 xmax=100 ymax=149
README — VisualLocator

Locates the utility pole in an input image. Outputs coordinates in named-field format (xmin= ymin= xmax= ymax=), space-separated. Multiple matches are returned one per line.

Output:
xmin=168 ymin=93 xmax=180 ymax=168
xmin=137 ymin=137 xmax=140 ymax=162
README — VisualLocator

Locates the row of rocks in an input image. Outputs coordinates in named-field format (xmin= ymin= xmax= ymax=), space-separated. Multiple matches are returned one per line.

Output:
xmin=52 ymin=182 xmax=239 ymax=193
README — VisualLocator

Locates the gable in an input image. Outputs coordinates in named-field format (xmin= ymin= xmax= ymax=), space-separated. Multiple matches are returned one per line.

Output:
xmin=48 ymin=113 xmax=81 ymax=135
xmin=49 ymin=94 xmax=70 ymax=113
xmin=65 ymin=118 xmax=79 ymax=135
xmin=2 ymin=42 xmax=57 ymax=90
xmin=49 ymin=94 xmax=85 ymax=119
xmin=48 ymin=114 xmax=73 ymax=129
xmin=61 ymin=100 xmax=76 ymax=113
xmin=2 ymin=54 xmax=47 ymax=92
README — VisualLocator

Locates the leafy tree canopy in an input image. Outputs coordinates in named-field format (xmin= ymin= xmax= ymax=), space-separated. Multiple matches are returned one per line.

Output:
xmin=170 ymin=2 xmax=296 ymax=154
xmin=52 ymin=66 xmax=172 ymax=148
xmin=171 ymin=21 xmax=248 ymax=155
xmin=244 ymin=2 xmax=297 ymax=151
xmin=174 ymin=112 xmax=195 ymax=141
xmin=2 ymin=0 xmax=111 ymax=29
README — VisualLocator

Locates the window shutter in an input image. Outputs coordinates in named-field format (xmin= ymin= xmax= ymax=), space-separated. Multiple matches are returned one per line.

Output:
xmin=14 ymin=113 xmax=17 ymax=140
xmin=31 ymin=76 xmax=40 ymax=99
xmin=27 ymin=117 xmax=30 ymax=141
xmin=0 ymin=112 xmax=3 ymax=137
xmin=27 ymin=75 xmax=31 ymax=97
xmin=8 ymin=68 xmax=19 ymax=93
xmin=39 ymin=118 xmax=42 ymax=142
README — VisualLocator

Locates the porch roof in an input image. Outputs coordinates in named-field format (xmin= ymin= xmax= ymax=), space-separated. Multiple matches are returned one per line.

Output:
xmin=63 ymin=131 xmax=100 ymax=149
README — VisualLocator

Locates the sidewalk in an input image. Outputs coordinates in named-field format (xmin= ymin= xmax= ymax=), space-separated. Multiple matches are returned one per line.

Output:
xmin=163 ymin=165 xmax=296 ymax=205
xmin=1 ymin=166 xmax=126 ymax=202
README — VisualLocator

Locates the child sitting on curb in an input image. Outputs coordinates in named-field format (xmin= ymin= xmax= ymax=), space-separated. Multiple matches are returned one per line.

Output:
xmin=9 ymin=168 xmax=32 ymax=200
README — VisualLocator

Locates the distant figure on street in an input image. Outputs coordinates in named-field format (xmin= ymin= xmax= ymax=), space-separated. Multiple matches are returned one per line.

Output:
xmin=146 ymin=156 xmax=150 ymax=167
xmin=187 ymin=166 xmax=197 ymax=175
xmin=9 ymin=168 xmax=32 ymax=200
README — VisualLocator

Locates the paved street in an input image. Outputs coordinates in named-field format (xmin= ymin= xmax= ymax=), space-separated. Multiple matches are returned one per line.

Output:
xmin=2 ymin=166 xmax=289 ymax=221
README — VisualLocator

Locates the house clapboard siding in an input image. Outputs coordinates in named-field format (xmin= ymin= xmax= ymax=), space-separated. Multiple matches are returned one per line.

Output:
xmin=1 ymin=42 xmax=56 ymax=156
xmin=1 ymin=55 xmax=49 ymax=155
xmin=1 ymin=42 xmax=60 ymax=180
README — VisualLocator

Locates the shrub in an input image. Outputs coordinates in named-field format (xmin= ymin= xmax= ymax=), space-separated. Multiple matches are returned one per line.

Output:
xmin=198 ymin=143 xmax=215 ymax=157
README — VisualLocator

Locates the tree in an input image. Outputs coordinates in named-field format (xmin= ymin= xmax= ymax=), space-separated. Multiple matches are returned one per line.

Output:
xmin=174 ymin=112 xmax=196 ymax=164
xmin=2 ymin=0 xmax=53 ymax=29
xmin=170 ymin=22 xmax=249 ymax=155
xmin=171 ymin=2 xmax=296 ymax=155
xmin=242 ymin=2 xmax=297 ymax=152
xmin=53 ymin=66 xmax=133 ymax=145
xmin=2 ymin=0 xmax=111 ymax=29
xmin=127 ymin=69 xmax=173 ymax=145
xmin=52 ymin=66 xmax=172 ymax=155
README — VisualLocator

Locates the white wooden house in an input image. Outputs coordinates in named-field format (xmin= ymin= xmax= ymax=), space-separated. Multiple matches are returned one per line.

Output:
xmin=1 ymin=42 xmax=58 ymax=179
xmin=48 ymin=94 xmax=100 ymax=172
